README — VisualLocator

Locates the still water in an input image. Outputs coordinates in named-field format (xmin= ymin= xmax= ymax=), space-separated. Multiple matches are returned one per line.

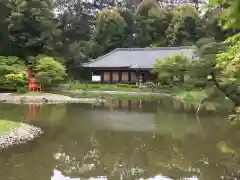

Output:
xmin=0 ymin=99 xmax=239 ymax=180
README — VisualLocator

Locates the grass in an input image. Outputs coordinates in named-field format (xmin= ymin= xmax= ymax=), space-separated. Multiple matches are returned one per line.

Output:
xmin=68 ymin=82 xmax=142 ymax=92
xmin=65 ymin=91 xmax=165 ymax=100
xmin=0 ymin=120 xmax=21 ymax=132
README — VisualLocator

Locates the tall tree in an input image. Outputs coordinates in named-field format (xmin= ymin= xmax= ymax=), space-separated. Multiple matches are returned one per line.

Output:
xmin=208 ymin=0 xmax=240 ymax=29
xmin=166 ymin=4 xmax=205 ymax=46
xmin=54 ymin=0 xmax=92 ymax=42
xmin=93 ymin=8 xmax=129 ymax=53
xmin=202 ymin=8 xmax=236 ymax=41
xmin=135 ymin=0 xmax=172 ymax=47
xmin=205 ymin=0 xmax=240 ymax=106
xmin=0 ymin=1 xmax=10 ymax=55
xmin=216 ymin=34 xmax=240 ymax=106
xmin=7 ymin=0 xmax=55 ymax=59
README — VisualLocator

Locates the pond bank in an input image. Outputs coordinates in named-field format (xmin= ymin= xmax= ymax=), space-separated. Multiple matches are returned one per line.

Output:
xmin=0 ymin=122 xmax=43 ymax=150
xmin=0 ymin=92 xmax=105 ymax=104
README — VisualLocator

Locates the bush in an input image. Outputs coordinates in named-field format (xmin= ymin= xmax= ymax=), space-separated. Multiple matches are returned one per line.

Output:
xmin=0 ymin=56 xmax=28 ymax=90
xmin=35 ymin=56 xmax=67 ymax=88
xmin=5 ymin=73 xmax=28 ymax=88
xmin=35 ymin=72 xmax=51 ymax=86
xmin=17 ymin=86 xmax=28 ymax=94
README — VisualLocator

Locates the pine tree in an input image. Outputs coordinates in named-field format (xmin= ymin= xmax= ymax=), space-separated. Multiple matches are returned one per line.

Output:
xmin=8 ymin=0 xmax=56 ymax=57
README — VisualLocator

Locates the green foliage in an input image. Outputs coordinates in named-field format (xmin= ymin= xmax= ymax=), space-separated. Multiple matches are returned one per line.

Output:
xmin=16 ymin=86 xmax=28 ymax=94
xmin=93 ymin=8 xmax=129 ymax=52
xmin=5 ymin=73 xmax=28 ymax=87
xmin=202 ymin=8 xmax=235 ymax=41
xmin=152 ymin=55 xmax=190 ymax=84
xmin=167 ymin=4 xmax=205 ymax=46
xmin=0 ymin=0 xmax=235 ymax=81
xmin=208 ymin=0 xmax=240 ymax=29
xmin=35 ymin=56 xmax=67 ymax=87
xmin=7 ymin=0 xmax=55 ymax=57
xmin=172 ymin=88 xmax=208 ymax=103
xmin=135 ymin=0 xmax=172 ymax=47
xmin=217 ymin=33 xmax=240 ymax=82
xmin=187 ymin=38 xmax=221 ymax=86
xmin=0 ymin=56 xmax=28 ymax=90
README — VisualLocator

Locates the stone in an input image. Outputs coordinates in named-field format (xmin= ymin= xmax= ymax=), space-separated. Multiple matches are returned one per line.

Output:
xmin=0 ymin=93 xmax=105 ymax=105
xmin=0 ymin=124 xmax=43 ymax=151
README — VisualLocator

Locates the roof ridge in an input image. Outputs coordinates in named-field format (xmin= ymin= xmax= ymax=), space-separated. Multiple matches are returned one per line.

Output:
xmin=83 ymin=46 xmax=195 ymax=66
xmin=115 ymin=46 xmax=195 ymax=51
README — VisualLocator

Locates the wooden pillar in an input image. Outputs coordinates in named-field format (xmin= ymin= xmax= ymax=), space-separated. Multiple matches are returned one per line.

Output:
xmin=119 ymin=71 xmax=122 ymax=83
xmin=128 ymin=71 xmax=131 ymax=84
xmin=110 ymin=72 xmax=113 ymax=84
xmin=101 ymin=71 xmax=104 ymax=83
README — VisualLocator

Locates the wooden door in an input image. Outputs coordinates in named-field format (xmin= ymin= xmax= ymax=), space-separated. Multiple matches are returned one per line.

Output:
xmin=121 ymin=72 xmax=129 ymax=82
xmin=103 ymin=72 xmax=110 ymax=82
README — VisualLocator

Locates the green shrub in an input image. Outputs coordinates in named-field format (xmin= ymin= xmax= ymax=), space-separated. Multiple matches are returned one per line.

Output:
xmin=5 ymin=73 xmax=28 ymax=88
xmin=17 ymin=86 xmax=28 ymax=94
xmin=0 ymin=56 xmax=28 ymax=90
xmin=35 ymin=56 xmax=67 ymax=88
xmin=35 ymin=72 xmax=51 ymax=86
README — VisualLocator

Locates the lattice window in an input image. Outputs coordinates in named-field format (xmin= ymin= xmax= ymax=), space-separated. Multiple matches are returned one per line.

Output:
xmin=122 ymin=72 xmax=129 ymax=81
xmin=103 ymin=72 xmax=110 ymax=81
xmin=112 ymin=72 xmax=119 ymax=81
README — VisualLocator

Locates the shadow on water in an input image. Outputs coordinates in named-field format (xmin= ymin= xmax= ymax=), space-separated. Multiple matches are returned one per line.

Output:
xmin=0 ymin=98 xmax=239 ymax=180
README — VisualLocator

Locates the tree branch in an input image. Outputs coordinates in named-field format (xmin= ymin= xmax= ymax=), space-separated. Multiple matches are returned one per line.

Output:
xmin=211 ymin=72 xmax=240 ymax=106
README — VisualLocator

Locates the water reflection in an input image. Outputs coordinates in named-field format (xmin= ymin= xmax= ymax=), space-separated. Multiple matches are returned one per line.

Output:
xmin=0 ymin=99 xmax=239 ymax=180
xmin=51 ymin=169 xmax=199 ymax=180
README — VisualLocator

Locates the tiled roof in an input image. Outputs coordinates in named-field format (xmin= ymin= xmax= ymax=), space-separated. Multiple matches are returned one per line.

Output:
xmin=83 ymin=46 xmax=196 ymax=69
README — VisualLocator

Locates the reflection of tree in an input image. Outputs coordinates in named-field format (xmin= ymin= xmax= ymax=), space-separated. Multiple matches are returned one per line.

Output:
xmin=1 ymin=102 xmax=240 ymax=180
xmin=0 ymin=104 xmax=27 ymax=121
xmin=33 ymin=104 xmax=66 ymax=125
xmin=52 ymin=124 xmax=240 ymax=180
xmin=0 ymin=133 xmax=59 ymax=180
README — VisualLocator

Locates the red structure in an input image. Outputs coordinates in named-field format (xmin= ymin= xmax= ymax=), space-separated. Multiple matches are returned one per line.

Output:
xmin=27 ymin=69 xmax=41 ymax=92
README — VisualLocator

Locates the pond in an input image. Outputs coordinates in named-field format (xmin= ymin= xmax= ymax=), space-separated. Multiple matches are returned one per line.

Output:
xmin=0 ymin=99 xmax=239 ymax=180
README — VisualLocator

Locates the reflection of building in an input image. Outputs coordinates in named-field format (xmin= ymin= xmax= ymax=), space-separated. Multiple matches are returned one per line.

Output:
xmin=101 ymin=98 xmax=207 ymax=114
xmin=116 ymin=99 xmax=139 ymax=110
xmin=172 ymin=99 xmax=207 ymax=113
xmin=101 ymin=99 xmax=141 ymax=111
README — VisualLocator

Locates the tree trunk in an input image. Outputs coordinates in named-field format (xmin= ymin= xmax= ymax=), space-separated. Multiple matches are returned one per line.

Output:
xmin=211 ymin=72 xmax=240 ymax=106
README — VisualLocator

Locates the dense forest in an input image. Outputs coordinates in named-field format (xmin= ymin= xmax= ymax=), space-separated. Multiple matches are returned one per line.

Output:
xmin=0 ymin=0 xmax=233 ymax=76
xmin=0 ymin=0 xmax=239 ymax=109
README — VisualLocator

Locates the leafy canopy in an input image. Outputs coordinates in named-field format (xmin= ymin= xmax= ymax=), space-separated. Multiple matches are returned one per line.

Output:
xmin=0 ymin=56 xmax=27 ymax=89
xmin=35 ymin=56 xmax=67 ymax=86
xmin=217 ymin=34 xmax=240 ymax=82
xmin=152 ymin=55 xmax=190 ymax=84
